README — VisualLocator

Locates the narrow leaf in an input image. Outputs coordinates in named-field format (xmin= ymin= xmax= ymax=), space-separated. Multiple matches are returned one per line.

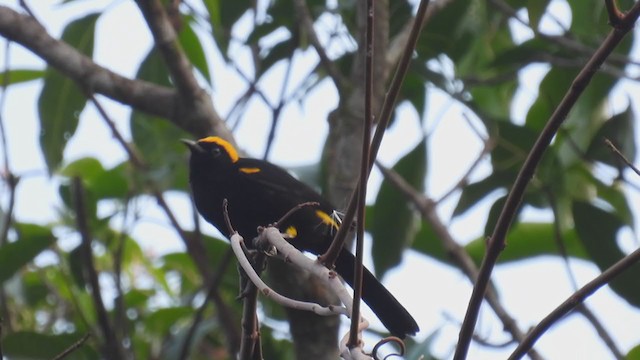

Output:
xmin=371 ymin=139 xmax=427 ymax=277
xmin=0 ymin=69 xmax=45 ymax=85
xmin=0 ymin=223 xmax=55 ymax=284
xmin=2 ymin=331 xmax=97 ymax=360
xmin=179 ymin=18 xmax=212 ymax=84
xmin=38 ymin=13 xmax=99 ymax=172
xmin=573 ymin=201 xmax=640 ymax=307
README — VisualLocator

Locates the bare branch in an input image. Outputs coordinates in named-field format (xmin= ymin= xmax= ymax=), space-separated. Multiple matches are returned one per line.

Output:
xmin=508 ymin=245 xmax=640 ymax=359
xmin=605 ymin=0 xmax=624 ymax=27
xmin=347 ymin=0 xmax=374 ymax=347
xmin=376 ymin=163 xmax=542 ymax=360
xmin=605 ymin=138 xmax=640 ymax=177
xmin=52 ymin=333 xmax=92 ymax=360
xmin=293 ymin=0 xmax=347 ymax=89
xmin=134 ymin=0 xmax=202 ymax=100
xmin=455 ymin=3 xmax=640 ymax=358
xmin=0 ymin=6 xmax=228 ymax=138
xmin=72 ymin=177 xmax=122 ymax=360
xmin=323 ymin=0 xmax=430 ymax=269
xmin=178 ymin=248 xmax=236 ymax=360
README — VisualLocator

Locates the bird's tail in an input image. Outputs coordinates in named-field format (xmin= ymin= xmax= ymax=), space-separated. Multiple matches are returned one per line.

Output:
xmin=335 ymin=249 xmax=419 ymax=338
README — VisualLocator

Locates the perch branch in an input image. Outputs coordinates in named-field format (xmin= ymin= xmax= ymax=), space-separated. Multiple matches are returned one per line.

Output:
xmin=454 ymin=3 xmax=640 ymax=359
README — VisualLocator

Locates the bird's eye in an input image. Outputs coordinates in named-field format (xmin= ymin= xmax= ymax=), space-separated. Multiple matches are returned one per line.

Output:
xmin=210 ymin=147 xmax=222 ymax=157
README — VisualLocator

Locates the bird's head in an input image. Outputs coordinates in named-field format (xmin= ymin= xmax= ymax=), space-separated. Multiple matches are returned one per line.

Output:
xmin=181 ymin=136 xmax=239 ymax=168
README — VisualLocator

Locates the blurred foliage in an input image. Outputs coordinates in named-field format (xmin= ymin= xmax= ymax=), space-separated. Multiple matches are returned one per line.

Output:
xmin=1 ymin=0 xmax=640 ymax=358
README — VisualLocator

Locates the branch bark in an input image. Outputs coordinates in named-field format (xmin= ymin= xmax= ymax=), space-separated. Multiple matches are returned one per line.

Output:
xmin=0 ymin=6 xmax=229 ymax=139
xmin=454 ymin=2 xmax=640 ymax=358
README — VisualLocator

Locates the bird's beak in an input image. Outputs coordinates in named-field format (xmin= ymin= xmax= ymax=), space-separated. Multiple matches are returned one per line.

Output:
xmin=181 ymin=139 xmax=204 ymax=154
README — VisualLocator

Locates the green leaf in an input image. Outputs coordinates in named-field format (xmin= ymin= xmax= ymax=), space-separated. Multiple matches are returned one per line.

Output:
xmin=2 ymin=332 xmax=98 ymax=360
xmin=259 ymin=37 xmax=295 ymax=77
xmin=260 ymin=325 xmax=295 ymax=360
xmin=38 ymin=13 xmax=99 ymax=173
xmin=628 ymin=344 xmax=640 ymax=360
xmin=179 ymin=18 xmax=212 ymax=84
xmin=122 ymin=289 xmax=154 ymax=309
xmin=491 ymin=38 xmax=555 ymax=70
xmin=465 ymin=222 xmax=586 ymax=265
xmin=60 ymin=157 xmax=129 ymax=200
xmin=146 ymin=306 xmax=194 ymax=334
xmin=0 ymin=69 xmax=45 ymax=85
xmin=527 ymin=0 xmax=551 ymax=28
xmin=454 ymin=121 xmax=537 ymax=219
xmin=0 ymin=223 xmax=55 ymax=284
xmin=416 ymin=0 xmax=473 ymax=61
xmin=525 ymin=67 xmax=574 ymax=131
xmin=370 ymin=139 xmax=427 ymax=277
xmin=492 ymin=121 xmax=538 ymax=173
xmin=484 ymin=195 xmax=509 ymax=237
xmin=389 ymin=0 xmax=413 ymax=39
xmin=204 ymin=0 xmax=251 ymax=58
xmin=399 ymin=69 xmax=427 ymax=118
xmin=586 ymin=104 xmax=636 ymax=174
xmin=22 ymin=271 xmax=49 ymax=306
xmin=68 ymin=244 xmax=87 ymax=288
xmin=453 ymin=172 xmax=511 ymax=217
xmin=405 ymin=328 xmax=440 ymax=360
xmin=161 ymin=319 xmax=222 ymax=360
xmin=411 ymin=219 xmax=445 ymax=263
xmin=573 ymin=201 xmax=640 ymax=307
xmin=131 ymin=49 xmax=190 ymax=191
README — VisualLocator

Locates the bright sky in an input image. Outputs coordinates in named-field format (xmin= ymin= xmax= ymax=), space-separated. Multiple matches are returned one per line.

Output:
xmin=1 ymin=1 xmax=640 ymax=359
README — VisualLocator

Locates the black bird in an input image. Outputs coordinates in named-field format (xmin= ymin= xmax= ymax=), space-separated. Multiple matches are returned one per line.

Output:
xmin=183 ymin=136 xmax=419 ymax=338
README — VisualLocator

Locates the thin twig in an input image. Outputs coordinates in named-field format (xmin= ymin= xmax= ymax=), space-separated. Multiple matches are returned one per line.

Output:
xmin=508 ymin=245 xmax=640 ymax=359
xmin=275 ymin=201 xmax=319 ymax=226
xmin=436 ymin=136 xmax=494 ymax=205
xmin=237 ymin=241 xmax=261 ymax=360
xmin=51 ymin=333 xmax=92 ymax=360
xmin=292 ymin=0 xmax=347 ymax=89
xmin=90 ymin=93 xmax=212 ymax=281
xmin=376 ymin=163 xmax=542 ymax=360
xmin=454 ymin=3 xmax=640 ymax=359
xmin=605 ymin=138 xmax=640 ymax=177
xmin=322 ymin=0 xmax=431 ymax=268
xmin=112 ymin=199 xmax=131 ymax=355
xmin=0 ymin=38 xmax=16 ymax=333
xmin=88 ymin=95 xmax=144 ymax=168
xmin=178 ymin=248 xmax=235 ymax=360
xmin=134 ymin=0 xmax=202 ymax=100
xmin=575 ymin=305 xmax=624 ymax=360
xmin=264 ymin=58 xmax=294 ymax=160
xmin=72 ymin=178 xmax=122 ymax=360
xmin=0 ymin=317 xmax=3 ymax=360
xmin=347 ymin=0 xmax=373 ymax=348
xmin=488 ymin=0 xmax=640 ymax=69
xmin=547 ymin=191 xmax=623 ymax=359
xmin=0 ymin=39 xmax=10 ymax=172
xmin=88 ymin=95 xmax=244 ymax=355
xmin=605 ymin=0 xmax=624 ymax=27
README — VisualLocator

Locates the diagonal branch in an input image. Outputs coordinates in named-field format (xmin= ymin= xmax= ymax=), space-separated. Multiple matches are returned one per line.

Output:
xmin=508 ymin=245 xmax=640 ymax=359
xmin=72 ymin=177 xmax=123 ymax=360
xmin=292 ymin=0 xmax=347 ymax=89
xmin=454 ymin=2 xmax=640 ymax=359
xmin=0 ymin=6 xmax=228 ymax=139
xmin=376 ymin=163 xmax=543 ymax=360
xmin=322 ymin=0 xmax=431 ymax=267
xmin=134 ymin=0 xmax=202 ymax=100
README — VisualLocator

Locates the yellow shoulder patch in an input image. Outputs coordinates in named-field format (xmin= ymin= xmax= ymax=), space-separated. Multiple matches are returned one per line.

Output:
xmin=198 ymin=136 xmax=239 ymax=163
xmin=285 ymin=225 xmax=298 ymax=238
xmin=239 ymin=167 xmax=261 ymax=174
xmin=315 ymin=210 xmax=339 ymax=230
